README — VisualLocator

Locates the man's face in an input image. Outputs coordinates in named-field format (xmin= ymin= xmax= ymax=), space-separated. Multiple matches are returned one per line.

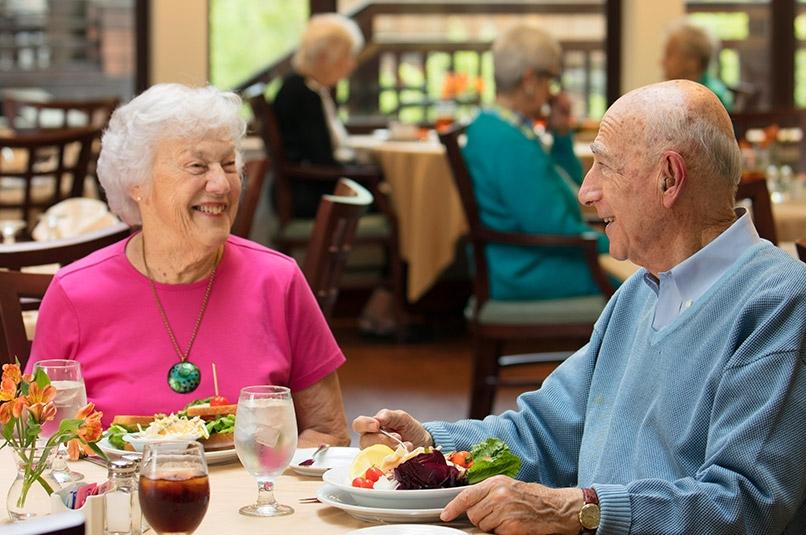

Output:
xmin=578 ymin=109 xmax=665 ymax=266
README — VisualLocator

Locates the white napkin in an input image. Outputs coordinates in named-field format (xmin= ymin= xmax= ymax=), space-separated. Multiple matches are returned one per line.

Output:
xmin=32 ymin=197 xmax=120 ymax=241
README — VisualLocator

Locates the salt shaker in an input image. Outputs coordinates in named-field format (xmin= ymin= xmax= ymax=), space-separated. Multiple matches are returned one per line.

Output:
xmin=104 ymin=459 xmax=142 ymax=535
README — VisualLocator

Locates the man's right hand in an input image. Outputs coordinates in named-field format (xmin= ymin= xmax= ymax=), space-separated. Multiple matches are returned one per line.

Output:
xmin=352 ymin=409 xmax=433 ymax=450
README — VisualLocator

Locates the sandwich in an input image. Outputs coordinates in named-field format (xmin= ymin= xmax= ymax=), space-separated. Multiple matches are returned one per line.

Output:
xmin=106 ymin=397 xmax=236 ymax=452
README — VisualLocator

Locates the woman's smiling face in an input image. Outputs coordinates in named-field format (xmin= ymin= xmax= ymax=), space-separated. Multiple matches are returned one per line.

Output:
xmin=135 ymin=131 xmax=241 ymax=250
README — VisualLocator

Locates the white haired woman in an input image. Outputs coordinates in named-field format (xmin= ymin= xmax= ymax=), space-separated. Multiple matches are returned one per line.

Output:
xmin=463 ymin=24 xmax=610 ymax=300
xmin=273 ymin=13 xmax=364 ymax=217
xmin=25 ymin=84 xmax=351 ymax=447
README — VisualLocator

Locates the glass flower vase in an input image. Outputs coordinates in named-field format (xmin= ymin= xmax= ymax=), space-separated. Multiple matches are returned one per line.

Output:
xmin=6 ymin=444 xmax=60 ymax=522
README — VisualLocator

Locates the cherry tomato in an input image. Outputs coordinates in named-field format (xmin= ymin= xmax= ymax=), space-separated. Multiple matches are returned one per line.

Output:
xmin=352 ymin=477 xmax=373 ymax=488
xmin=364 ymin=467 xmax=383 ymax=483
xmin=449 ymin=451 xmax=472 ymax=468
xmin=210 ymin=396 xmax=229 ymax=406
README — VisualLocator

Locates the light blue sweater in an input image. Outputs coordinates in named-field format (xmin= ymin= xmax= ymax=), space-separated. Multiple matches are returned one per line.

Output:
xmin=426 ymin=242 xmax=806 ymax=534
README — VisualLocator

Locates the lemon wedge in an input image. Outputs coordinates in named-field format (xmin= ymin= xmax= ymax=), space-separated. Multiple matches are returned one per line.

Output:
xmin=349 ymin=444 xmax=396 ymax=479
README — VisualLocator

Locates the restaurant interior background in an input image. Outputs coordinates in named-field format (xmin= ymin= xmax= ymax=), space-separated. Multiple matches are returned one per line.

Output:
xmin=1 ymin=0 xmax=805 ymax=421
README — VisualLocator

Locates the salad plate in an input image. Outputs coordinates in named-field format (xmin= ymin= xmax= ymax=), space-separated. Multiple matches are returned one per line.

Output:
xmin=290 ymin=447 xmax=359 ymax=477
xmin=317 ymin=484 xmax=446 ymax=524
xmin=96 ymin=437 xmax=238 ymax=465
xmin=322 ymin=466 xmax=468 ymax=509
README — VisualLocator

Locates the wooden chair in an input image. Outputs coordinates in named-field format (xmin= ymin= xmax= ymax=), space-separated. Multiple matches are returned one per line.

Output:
xmin=439 ymin=124 xmax=615 ymax=419
xmin=248 ymin=93 xmax=407 ymax=330
xmin=0 ymin=222 xmax=131 ymax=367
xmin=302 ymin=178 xmax=373 ymax=320
xmin=2 ymin=97 xmax=119 ymax=131
xmin=796 ymin=237 xmax=806 ymax=263
xmin=231 ymin=158 xmax=269 ymax=239
xmin=0 ymin=127 xmax=100 ymax=234
xmin=2 ymin=96 xmax=119 ymax=202
xmin=736 ymin=178 xmax=777 ymax=244
xmin=0 ymin=221 xmax=131 ymax=270
xmin=0 ymin=270 xmax=52 ymax=367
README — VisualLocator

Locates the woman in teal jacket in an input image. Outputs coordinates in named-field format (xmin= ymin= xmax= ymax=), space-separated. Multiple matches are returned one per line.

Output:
xmin=462 ymin=24 xmax=609 ymax=300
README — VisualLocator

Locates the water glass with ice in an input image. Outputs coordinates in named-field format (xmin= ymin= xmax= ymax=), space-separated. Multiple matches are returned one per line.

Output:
xmin=234 ymin=385 xmax=298 ymax=517
xmin=32 ymin=359 xmax=87 ymax=483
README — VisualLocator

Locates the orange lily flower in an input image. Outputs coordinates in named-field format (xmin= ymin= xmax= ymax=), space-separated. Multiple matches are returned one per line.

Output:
xmin=0 ymin=377 xmax=17 ymax=402
xmin=25 ymin=382 xmax=56 ymax=405
xmin=67 ymin=438 xmax=95 ymax=461
xmin=74 ymin=403 xmax=103 ymax=442
xmin=1 ymin=363 xmax=22 ymax=385
xmin=27 ymin=400 xmax=57 ymax=424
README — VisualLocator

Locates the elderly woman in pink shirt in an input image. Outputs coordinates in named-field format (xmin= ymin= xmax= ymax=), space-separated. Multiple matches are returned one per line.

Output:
xmin=25 ymin=83 xmax=350 ymax=448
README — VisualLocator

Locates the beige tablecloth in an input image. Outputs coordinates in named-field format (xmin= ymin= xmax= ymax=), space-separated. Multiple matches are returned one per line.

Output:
xmin=349 ymin=135 xmax=594 ymax=302
xmin=0 ymin=449 xmax=481 ymax=534
xmin=773 ymin=198 xmax=806 ymax=242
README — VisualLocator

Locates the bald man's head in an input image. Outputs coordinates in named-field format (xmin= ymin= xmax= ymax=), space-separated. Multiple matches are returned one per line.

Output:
xmin=606 ymin=80 xmax=740 ymax=191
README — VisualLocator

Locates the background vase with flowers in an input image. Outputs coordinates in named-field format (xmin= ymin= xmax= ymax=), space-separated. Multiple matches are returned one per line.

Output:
xmin=0 ymin=361 xmax=106 ymax=521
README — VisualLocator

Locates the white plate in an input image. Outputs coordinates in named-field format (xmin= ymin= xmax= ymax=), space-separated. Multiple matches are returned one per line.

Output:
xmin=348 ymin=525 xmax=465 ymax=534
xmin=290 ymin=447 xmax=359 ymax=477
xmin=322 ymin=466 xmax=468 ymax=509
xmin=97 ymin=437 xmax=238 ymax=465
xmin=317 ymin=484 xmax=445 ymax=524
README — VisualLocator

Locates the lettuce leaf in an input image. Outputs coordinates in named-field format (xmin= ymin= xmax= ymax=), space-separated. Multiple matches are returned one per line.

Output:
xmin=466 ymin=438 xmax=521 ymax=484
xmin=394 ymin=451 xmax=468 ymax=489
xmin=205 ymin=414 xmax=235 ymax=435
xmin=105 ymin=424 xmax=132 ymax=450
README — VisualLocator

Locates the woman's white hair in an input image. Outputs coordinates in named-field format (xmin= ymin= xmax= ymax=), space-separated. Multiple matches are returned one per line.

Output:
xmin=643 ymin=91 xmax=742 ymax=189
xmin=97 ymin=83 xmax=246 ymax=225
xmin=666 ymin=18 xmax=719 ymax=73
xmin=493 ymin=24 xmax=561 ymax=94
xmin=292 ymin=13 xmax=364 ymax=73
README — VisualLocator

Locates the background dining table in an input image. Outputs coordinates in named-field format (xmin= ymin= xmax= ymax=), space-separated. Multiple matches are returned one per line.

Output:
xmin=347 ymin=132 xmax=595 ymax=303
xmin=0 ymin=449 xmax=483 ymax=534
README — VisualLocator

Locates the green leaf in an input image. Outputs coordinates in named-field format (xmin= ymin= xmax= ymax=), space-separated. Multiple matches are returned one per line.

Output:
xmin=33 ymin=368 xmax=51 ymax=389
xmin=2 ymin=419 xmax=15 ymax=441
xmin=87 ymin=441 xmax=108 ymax=460
xmin=466 ymin=438 xmax=521 ymax=485
xmin=57 ymin=418 xmax=82 ymax=434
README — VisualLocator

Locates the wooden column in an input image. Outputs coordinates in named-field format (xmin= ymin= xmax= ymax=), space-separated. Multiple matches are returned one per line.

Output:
xmin=770 ymin=0 xmax=795 ymax=109
xmin=606 ymin=0 xmax=622 ymax=105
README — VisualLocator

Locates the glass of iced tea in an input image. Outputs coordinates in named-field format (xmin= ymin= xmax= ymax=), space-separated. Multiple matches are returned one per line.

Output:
xmin=234 ymin=385 xmax=298 ymax=517
xmin=139 ymin=441 xmax=210 ymax=535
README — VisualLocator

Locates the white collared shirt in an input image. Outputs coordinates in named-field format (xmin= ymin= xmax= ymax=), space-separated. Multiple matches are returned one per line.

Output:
xmin=643 ymin=208 xmax=761 ymax=329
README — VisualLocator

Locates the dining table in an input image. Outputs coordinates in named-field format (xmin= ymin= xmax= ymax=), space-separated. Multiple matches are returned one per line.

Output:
xmin=0 ymin=449 xmax=484 ymax=534
xmin=347 ymin=132 xmax=595 ymax=303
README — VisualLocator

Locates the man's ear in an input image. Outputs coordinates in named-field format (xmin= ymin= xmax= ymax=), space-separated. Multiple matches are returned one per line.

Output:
xmin=659 ymin=151 xmax=687 ymax=208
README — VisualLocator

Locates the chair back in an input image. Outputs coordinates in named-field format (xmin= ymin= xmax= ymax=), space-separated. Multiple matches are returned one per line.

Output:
xmin=302 ymin=178 xmax=373 ymax=319
xmin=0 ymin=221 xmax=131 ymax=270
xmin=231 ymin=158 xmax=269 ymax=239
xmin=438 ymin=123 xmax=614 ymax=313
xmin=0 ymin=127 xmax=100 ymax=231
xmin=796 ymin=237 xmax=806 ymax=263
xmin=3 ymin=97 xmax=119 ymax=131
xmin=247 ymin=95 xmax=297 ymax=226
xmin=736 ymin=178 xmax=777 ymax=244
xmin=0 ymin=270 xmax=53 ymax=367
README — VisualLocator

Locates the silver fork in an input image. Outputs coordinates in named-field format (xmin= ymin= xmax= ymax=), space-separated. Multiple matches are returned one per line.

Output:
xmin=297 ymin=443 xmax=330 ymax=466
xmin=378 ymin=428 xmax=407 ymax=450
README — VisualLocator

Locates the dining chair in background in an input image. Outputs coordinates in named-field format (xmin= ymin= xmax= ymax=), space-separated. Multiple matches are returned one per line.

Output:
xmin=736 ymin=177 xmax=778 ymax=244
xmin=247 ymin=93 xmax=408 ymax=334
xmin=2 ymin=96 xmax=120 ymax=202
xmin=231 ymin=158 xmax=269 ymax=239
xmin=302 ymin=178 xmax=373 ymax=320
xmin=0 ymin=222 xmax=131 ymax=368
xmin=0 ymin=127 xmax=100 ymax=235
xmin=439 ymin=124 xmax=615 ymax=419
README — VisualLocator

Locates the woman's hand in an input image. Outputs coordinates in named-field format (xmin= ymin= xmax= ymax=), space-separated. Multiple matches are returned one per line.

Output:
xmin=352 ymin=409 xmax=433 ymax=450
xmin=441 ymin=475 xmax=584 ymax=535
xmin=549 ymin=91 xmax=574 ymax=136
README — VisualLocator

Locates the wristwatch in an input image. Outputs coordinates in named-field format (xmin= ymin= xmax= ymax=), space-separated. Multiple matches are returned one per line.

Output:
xmin=578 ymin=487 xmax=600 ymax=534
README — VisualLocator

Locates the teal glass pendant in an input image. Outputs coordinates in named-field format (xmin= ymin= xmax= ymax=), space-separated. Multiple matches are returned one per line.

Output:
xmin=167 ymin=361 xmax=201 ymax=393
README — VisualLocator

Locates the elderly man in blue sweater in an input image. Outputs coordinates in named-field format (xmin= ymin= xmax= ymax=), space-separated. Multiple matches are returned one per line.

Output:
xmin=353 ymin=80 xmax=806 ymax=534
